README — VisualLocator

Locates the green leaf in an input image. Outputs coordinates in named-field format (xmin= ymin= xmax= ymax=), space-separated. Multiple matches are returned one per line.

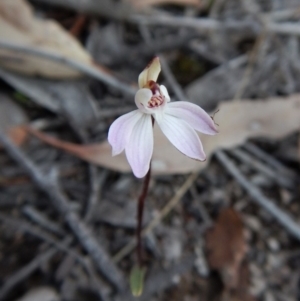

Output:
xmin=130 ymin=265 xmax=146 ymax=297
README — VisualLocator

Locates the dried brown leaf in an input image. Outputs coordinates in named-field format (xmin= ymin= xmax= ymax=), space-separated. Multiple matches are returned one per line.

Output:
xmin=0 ymin=0 xmax=92 ymax=78
xmin=6 ymin=126 xmax=28 ymax=146
xmin=220 ymin=262 xmax=256 ymax=301
xmin=205 ymin=208 xmax=246 ymax=289
xmin=26 ymin=95 xmax=300 ymax=175
xmin=206 ymin=209 xmax=256 ymax=301
xmin=0 ymin=94 xmax=28 ymax=147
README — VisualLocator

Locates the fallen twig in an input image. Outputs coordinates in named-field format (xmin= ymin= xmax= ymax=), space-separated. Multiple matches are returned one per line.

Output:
xmin=233 ymin=31 xmax=267 ymax=100
xmin=267 ymin=7 xmax=300 ymax=22
xmin=132 ymin=15 xmax=300 ymax=37
xmin=0 ymin=41 xmax=136 ymax=97
xmin=0 ymin=133 xmax=126 ymax=291
xmin=244 ymin=142 xmax=297 ymax=179
xmin=132 ymin=15 xmax=259 ymax=33
xmin=230 ymin=148 xmax=295 ymax=189
xmin=267 ymin=22 xmax=300 ymax=37
xmin=215 ymin=150 xmax=300 ymax=240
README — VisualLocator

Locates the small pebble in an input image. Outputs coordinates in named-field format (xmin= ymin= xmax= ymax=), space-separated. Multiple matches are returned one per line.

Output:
xmin=267 ymin=238 xmax=280 ymax=252
xmin=265 ymin=291 xmax=276 ymax=301
xmin=171 ymin=274 xmax=180 ymax=284
xmin=15 ymin=287 xmax=59 ymax=301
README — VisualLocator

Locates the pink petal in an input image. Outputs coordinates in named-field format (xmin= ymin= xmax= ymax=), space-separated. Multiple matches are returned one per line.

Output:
xmin=125 ymin=114 xmax=153 ymax=178
xmin=158 ymin=114 xmax=206 ymax=161
xmin=108 ymin=110 xmax=143 ymax=156
xmin=138 ymin=57 xmax=161 ymax=89
xmin=166 ymin=101 xmax=218 ymax=135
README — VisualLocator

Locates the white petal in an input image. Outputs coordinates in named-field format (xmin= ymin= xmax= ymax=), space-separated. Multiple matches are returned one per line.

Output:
xmin=158 ymin=114 xmax=206 ymax=161
xmin=135 ymin=88 xmax=152 ymax=114
xmin=153 ymin=106 xmax=165 ymax=124
xmin=125 ymin=114 xmax=153 ymax=178
xmin=166 ymin=101 xmax=218 ymax=135
xmin=160 ymin=85 xmax=170 ymax=102
xmin=138 ymin=57 xmax=161 ymax=88
xmin=108 ymin=110 xmax=143 ymax=156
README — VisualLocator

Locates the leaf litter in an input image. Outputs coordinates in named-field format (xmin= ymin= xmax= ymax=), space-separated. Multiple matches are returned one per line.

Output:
xmin=205 ymin=208 xmax=255 ymax=301
xmin=26 ymin=94 xmax=300 ymax=175
xmin=0 ymin=0 xmax=92 ymax=78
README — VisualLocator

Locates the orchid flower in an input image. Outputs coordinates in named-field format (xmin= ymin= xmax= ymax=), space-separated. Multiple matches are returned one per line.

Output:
xmin=108 ymin=57 xmax=218 ymax=178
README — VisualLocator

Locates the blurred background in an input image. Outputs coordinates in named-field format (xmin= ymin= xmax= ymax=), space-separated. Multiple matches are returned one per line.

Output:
xmin=0 ymin=0 xmax=300 ymax=300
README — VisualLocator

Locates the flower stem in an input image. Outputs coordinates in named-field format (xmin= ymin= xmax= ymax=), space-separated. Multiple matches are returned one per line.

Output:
xmin=136 ymin=164 xmax=151 ymax=267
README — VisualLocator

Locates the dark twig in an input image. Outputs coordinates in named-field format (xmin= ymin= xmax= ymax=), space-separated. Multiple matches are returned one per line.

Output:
xmin=216 ymin=150 xmax=300 ymax=240
xmin=0 ymin=133 xmax=125 ymax=291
